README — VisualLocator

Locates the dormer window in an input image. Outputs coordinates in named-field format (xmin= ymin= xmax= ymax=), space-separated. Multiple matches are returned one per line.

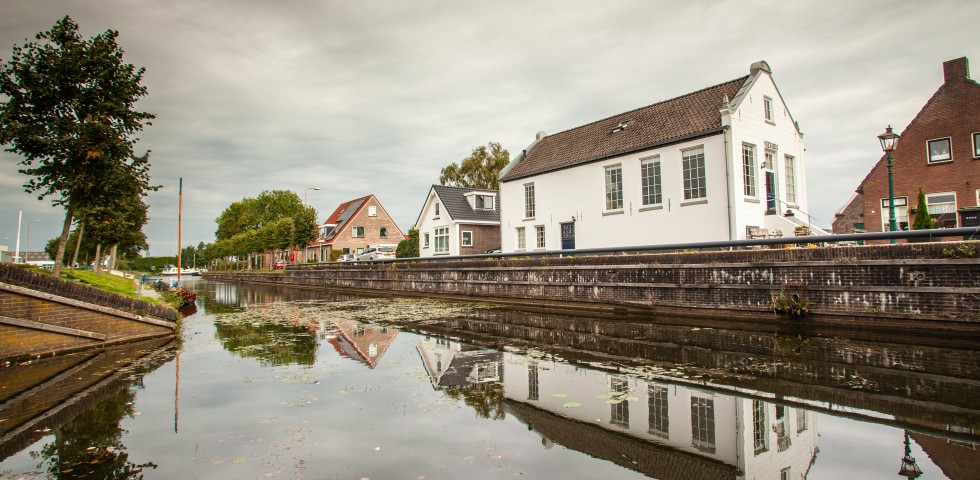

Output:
xmin=475 ymin=195 xmax=494 ymax=210
xmin=611 ymin=120 xmax=631 ymax=134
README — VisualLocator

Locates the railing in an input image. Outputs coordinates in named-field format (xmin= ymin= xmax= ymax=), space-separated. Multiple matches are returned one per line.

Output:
xmin=292 ymin=227 xmax=980 ymax=267
xmin=773 ymin=197 xmax=817 ymax=228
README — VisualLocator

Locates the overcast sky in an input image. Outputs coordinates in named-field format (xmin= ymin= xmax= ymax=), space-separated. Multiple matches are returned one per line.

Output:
xmin=1 ymin=0 xmax=977 ymax=257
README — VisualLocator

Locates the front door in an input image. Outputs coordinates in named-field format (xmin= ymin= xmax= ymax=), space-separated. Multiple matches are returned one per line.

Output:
xmin=560 ymin=222 xmax=575 ymax=250
xmin=765 ymin=171 xmax=776 ymax=211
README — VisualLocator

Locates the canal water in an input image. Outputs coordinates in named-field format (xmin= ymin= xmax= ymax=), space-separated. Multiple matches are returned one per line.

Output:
xmin=1 ymin=279 xmax=978 ymax=479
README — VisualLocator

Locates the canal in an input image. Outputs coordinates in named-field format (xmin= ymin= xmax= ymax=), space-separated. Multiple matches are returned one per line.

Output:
xmin=1 ymin=278 xmax=978 ymax=479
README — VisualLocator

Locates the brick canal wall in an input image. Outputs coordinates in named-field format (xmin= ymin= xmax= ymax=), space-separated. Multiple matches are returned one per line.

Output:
xmin=204 ymin=241 xmax=980 ymax=332
xmin=0 ymin=264 xmax=177 ymax=360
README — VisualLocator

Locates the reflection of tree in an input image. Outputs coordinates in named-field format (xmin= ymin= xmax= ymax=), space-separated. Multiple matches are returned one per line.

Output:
xmin=31 ymin=385 xmax=156 ymax=479
xmin=444 ymin=382 xmax=505 ymax=420
xmin=213 ymin=319 xmax=317 ymax=367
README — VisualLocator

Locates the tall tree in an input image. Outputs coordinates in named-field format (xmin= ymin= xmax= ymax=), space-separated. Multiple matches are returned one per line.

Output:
xmin=0 ymin=16 xmax=156 ymax=276
xmin=439 ymin=142 xmax=510 ymax=190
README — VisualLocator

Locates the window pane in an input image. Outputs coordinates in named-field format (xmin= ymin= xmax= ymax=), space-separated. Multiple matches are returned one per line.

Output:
xmin=690 ymin=396 xmax=715 ymax=453
xmin=928 ymin=138 xmax=952 ymax=162
xmin=605 ymin=164 xmax=623 ymax=210
xmin=648 ymin=384 xmax=669 ymax=438
xmin=683 ymin=146 xmax=706 ymax=200
xmin=742 ymin=144 xmax=756 ymax=196
xmin=784 ymin=155 xmax=797 ymax=204
xmin=535 ymin=225 xmax=545 ymax=249
xmin=641 ymin=157 xmax=662 ymax=205
xmin=524 ymin=183 xmax=535 ymax=218
xmin=516 ymin=227 xmax=526 ymax=249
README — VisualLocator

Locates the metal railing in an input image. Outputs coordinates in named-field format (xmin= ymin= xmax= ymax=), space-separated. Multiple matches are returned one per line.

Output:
xmin=293 ymin=227 xmax=980 ymax=267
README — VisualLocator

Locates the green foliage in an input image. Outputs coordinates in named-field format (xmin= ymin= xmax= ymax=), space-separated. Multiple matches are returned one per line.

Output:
xmin=943 ymin=244 xmax=977 ymax=259
xmin=0 ymin=16 xmax=156 ymax=275
xmin=396 ymin=228 xmax=420 ymax=258
xmin=439 ymin=142 xmax=510 ymax=190
xmin=911 ymin=187 xmax=934 ymax=230
xmin=125 ymin=256 xmax=176 ymax=272
xmin=215 ymin=190 xmax=313 ymax=240
xmin=330 ymin=249 xmax=343 ymax=261
xmin=771 ymin=285 xmax=812 ymax=318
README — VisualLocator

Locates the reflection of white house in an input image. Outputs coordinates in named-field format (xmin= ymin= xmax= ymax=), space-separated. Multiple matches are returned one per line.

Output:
xmin=503 ymin=353 xmax=819 ymax=479
xmin=416 ymin=337 xmax=502 ymax=388
xmin=499 ymin=61 xmax=825 ymax=253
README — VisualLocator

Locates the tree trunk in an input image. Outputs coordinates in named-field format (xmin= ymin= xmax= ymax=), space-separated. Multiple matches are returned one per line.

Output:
xmin=70 ymin=222 xmax=85 ymax=274
xmin=108 ymin=244 xmax=118 ymax=272
xmin=94 ymin=244 xmax=102 ymax=275
xmin=51 ymin=206 xmax=74 ymax=277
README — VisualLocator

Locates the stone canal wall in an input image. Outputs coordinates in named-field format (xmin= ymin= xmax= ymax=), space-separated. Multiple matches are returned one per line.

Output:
xmin=0 ymin=264 xmax=177 ymax=360
xmin=205 ymin=241 xmax=980 ymax=332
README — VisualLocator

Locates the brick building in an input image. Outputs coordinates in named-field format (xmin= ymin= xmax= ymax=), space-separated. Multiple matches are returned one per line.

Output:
xmin=833 ymin=57 xmax=980 ymax=235
xmin=414 ymin=185 xmax=501 ymax=257
xmin=305 ymin=194 xmax=406 ymax=261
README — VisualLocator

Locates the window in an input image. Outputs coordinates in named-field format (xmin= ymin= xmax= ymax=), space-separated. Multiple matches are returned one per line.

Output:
xmin=880 ymin=197 xmax=909 ymax=232
xmin=640 ymin=156 xmax=662 ymax=206
xmin=535 ymin=225 xmax=545 ymax=249
xmin=516 ymin=227 xmax=526 ymax=250
xmin=928 ymin=137 xmax=952 ymax=163
xmin=763 ymin=149 xmax=775 ymax=170
xmin=784 ymin=155 xmax=797 ymax=204
xmin=423 ymin=233 xmax=430 ymax=248
xmin=379 ymin=227 xmax=387 ymax=238
xmin=368 ymin=205 xmax=377 ymax=217
xmin=752 ymin=400 xmax=769 ymax=455
xmin=434 ymin=227 xmax=449 ymax=253
xmin=682 ymin=146 xmax=707 ymax=200
xmin=475 ymin=195 xmax=494 ymax=210
xmin=690 ymin=396 xmax=716 ymax=453
xmin=610 ymin=377 xmax=629 ymax=428
xmin=352 ymin=226 xmax=365 ymax=237
xmin=780 ymin=468 xmax=791 ymax=480
xmin=461 ymin=230 xmax=473 ymax=247
xmin=604 ymin=164 xmax=623 ymax=210
xmin=796 ymin=408 xmax=808 ymax=433
xmin=648 ymin=384 xmax=669 ymax=439
xmin=742 ymin=144 xmax=757 ymax=196
xmin=764 ymin=96 xmax=774 ymax=123
xmin=434 ymin=202 xmax=440 ymax=217
xmin=927 ymin=192 xmax=958 ymax=227
xmin=524 ymin=183 xmax=536 ymax=218
xmin=974 ymin=132 xmax=980 ymax=158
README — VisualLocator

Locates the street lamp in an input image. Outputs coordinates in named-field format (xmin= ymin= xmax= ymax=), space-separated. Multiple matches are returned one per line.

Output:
xmin=877 ymin=125 xmax=901 ymax=244
xmin=24 ymin=219 xmax=42 ymax=257
xmin=898 ymin=430 xmax=922 ymax=479
xmin=304 ymin=186 xmax=320 ymax=205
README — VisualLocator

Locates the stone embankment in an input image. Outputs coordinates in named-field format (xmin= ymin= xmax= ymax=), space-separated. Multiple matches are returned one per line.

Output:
xmin=205 ymin=241 xmax=980 ymax=334
xmin=0 ymin=264 xmax=177 ymax=361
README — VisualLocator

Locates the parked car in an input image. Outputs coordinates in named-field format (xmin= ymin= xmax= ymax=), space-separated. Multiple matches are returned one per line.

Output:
xmin=356 ymin=246 xmax=395 ymax=261
xmin=337 ymin=253 xmax=357 ymax=262
xmin=273 ymin=259 xmax=288 ymax=269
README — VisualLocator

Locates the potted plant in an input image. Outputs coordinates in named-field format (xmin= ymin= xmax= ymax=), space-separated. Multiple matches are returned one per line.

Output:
xmin=909 ymin=187 xmax=934 ymax=242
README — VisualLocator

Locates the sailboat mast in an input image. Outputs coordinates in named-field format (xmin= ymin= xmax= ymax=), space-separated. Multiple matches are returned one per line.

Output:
xmin=177 ymin=178 xmax=183 ymax=284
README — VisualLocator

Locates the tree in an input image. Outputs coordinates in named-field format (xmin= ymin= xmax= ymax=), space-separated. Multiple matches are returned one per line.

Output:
xmin=0 ymin=16 xmax=156 ymax=276
xmin=396 ymin=228 xmax=419 ymax=258
xmin=439 ymin=142 xmax=510 ymax=190
xmin=911 ymin=187 xmax=934 ymax=230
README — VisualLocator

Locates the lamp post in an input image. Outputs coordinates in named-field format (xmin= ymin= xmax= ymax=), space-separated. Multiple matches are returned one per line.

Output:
xmin=304 ymin=186 xmax=320 ymax=205
xmin=24 ymin=219 xmax=42 ymax=258
xmin=877 ymin=126 xmax=901 ymax=244
xmin=898 ymin=430 xmax=922 ymax=479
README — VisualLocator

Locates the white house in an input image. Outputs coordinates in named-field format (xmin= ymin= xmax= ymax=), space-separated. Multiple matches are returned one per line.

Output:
xmin=414 ymin=185 xmax=500 ymax=257
xmin=499 ymin=61 xmax=824 ymax=253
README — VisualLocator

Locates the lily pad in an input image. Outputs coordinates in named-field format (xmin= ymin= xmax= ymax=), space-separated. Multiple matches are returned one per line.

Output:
xmin=561 ymin=402 xmax=583 ymax=408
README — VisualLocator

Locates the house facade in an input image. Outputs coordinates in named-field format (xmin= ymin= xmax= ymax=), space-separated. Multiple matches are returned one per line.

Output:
xmin=305 ymin=194 xmax=405 ymax=261
xmin=499 ymin=61 xmax=818 ymax=253
xmin=833 ymin=57 xmax=980 ymax=236
xmin=414 ymin=185 xmax=500 ymax=257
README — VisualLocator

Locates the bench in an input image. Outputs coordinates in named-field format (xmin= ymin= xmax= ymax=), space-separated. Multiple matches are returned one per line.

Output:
xmin=747 ymin=227 xmax=773 ymax=239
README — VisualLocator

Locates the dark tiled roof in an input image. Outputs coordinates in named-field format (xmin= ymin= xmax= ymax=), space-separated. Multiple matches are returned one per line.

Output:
xmin=501 ymin=76 xmax=749 ymax=181
xmin=432 ymin=185 xmax=500 ymax=223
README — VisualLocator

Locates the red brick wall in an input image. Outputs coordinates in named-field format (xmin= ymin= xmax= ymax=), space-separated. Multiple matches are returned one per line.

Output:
xmin=832 ymin=195 xmax=865 ymax=234
xmin=328 ymin=197 xmax=406 ymax=255
xmin=856 ymin=58 xmax=980 ymax=239
xmin=459 ymin=224 xmax=501 ymax=254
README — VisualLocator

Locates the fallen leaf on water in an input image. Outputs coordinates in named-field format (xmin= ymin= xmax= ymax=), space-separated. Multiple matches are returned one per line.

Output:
xmin=234 ymin=456 xmax=245 ymax=464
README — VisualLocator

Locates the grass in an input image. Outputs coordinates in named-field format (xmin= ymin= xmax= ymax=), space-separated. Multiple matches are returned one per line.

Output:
xmin=61 ymin=269 xmax=139 ymax=297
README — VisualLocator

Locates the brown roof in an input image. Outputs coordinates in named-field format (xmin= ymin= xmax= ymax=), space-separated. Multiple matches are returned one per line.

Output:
xmin=501 ymin=76 xmax=749 ymax=181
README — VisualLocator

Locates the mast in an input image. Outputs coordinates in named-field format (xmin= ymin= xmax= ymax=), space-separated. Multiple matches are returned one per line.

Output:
xmin=177 ymin=178 xmax=183 ymax=285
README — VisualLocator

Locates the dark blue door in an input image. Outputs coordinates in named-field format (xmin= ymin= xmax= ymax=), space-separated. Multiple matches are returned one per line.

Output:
xmin=561 ymin=222 xmax=575 ymax=250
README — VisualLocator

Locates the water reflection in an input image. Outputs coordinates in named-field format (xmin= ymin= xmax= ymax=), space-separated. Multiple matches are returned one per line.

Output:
xmin=418 ymin=338 xmax=505 ymax=420
xmin=331 ymin=320 xmax=399 ymax=369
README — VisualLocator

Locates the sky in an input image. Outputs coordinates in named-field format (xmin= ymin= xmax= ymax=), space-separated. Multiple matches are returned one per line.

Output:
xmin=1 ymin=0 xmax=978 ymax=257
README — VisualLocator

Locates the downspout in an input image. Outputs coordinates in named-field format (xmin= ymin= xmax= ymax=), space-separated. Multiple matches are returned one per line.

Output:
xmin=723 ymin=125 xmax=734 ymax=242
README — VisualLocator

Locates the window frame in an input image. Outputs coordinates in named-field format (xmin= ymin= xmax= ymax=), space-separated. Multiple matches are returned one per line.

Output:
xmin=461 ymin=230 xmax=473 ymax=247
xmin=379 ymin=227 xmax=387 ymax=238
xmin=434 ymin=202 xmax=440 ymax=218
xmin=640 ymin=155 xmax=663 ymax=207
xmin=352 ymin=226 xmax=365 ymax=238
xmin=604 ymin=163 xmax=624 ymax=211
xmin=763 ymin=96 xmax=774 ymax=124
xmin=423 ymin=232 xmax=430 ymax=249
xmin=516 ymin=227 xmax=526 ymax=250
xmin=742 ymin=143 xmax=757 ymax=197
xmin=524 ymin=183 xmax=536 ymax=219
xmin=926 ymin=191 xmax=958 ymax=227
xmin=534 ymin=225 xmax=545 ymax=249
xmin=475 ymin=195 xmax=494 ymax=210
xmin=880 ymin=196 xmax=909 ymax=232
xmin=434 ymin=226 xmax=449 ymax=254
xmin=973 ymin=132 xmax=980 ymax=158
xmin=927 ymin=137 xmax=953 ymax=164
xmin=682 ymin=146 xmax=707 ymax=201
xmin=690 ymin=396 xmax=716 ymax=454
xmin=368 ymin=205 xmax=377 ymax=217
xmin=784 ymin=154 xmax=797 ymax=205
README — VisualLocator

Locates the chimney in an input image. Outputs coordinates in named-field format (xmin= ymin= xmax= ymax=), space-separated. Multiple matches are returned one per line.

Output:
xmin=749 ymin=60 xmax=771 ymax=75
xmin=943 ymin=57 xmax=970 ymax=83
xmin=535 ymin=131 xmax=547 ymax=141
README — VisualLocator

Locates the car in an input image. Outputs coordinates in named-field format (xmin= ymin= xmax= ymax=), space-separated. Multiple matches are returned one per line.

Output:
xmin=273 ymin=259 xmax=288 ymax=269
xmin=337 ymin=253 xmax=357 ymax=262
xmin=356 ymin=246 xmax=396 ymax=261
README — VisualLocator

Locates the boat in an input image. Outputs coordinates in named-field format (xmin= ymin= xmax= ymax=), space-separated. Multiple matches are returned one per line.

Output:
xmin=160 ymin=265 xmax=201 ymax=276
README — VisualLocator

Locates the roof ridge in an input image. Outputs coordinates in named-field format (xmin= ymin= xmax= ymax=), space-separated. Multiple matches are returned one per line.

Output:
xmin=540 ymin=75 xmax=749 ymax=139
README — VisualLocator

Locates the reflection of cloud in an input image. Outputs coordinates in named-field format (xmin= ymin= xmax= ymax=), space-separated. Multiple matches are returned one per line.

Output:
xmin=1 ymin=1 xmax=977 ymax=252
